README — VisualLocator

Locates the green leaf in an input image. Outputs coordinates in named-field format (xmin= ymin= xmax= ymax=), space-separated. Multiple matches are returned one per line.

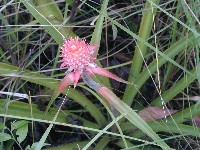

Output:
xmin=90 ymin=0 xmax=111 ymax=88
xmin=25 ymin=142 xmax=50 ymax=150
xmin=90 ymin=0 xmax=109 ymax=56
xmin=151 ymin=67 xmax=197 ymax=106
xmin=98 ymin=86 xmax=171 ymax=149
xmin=0 ymin=62 xmax=107 ymax=127
xmin=148 ymin=0 xmax=200 ymax=37
xmin=0 ymin=99 xmax=99 ymax=129
xmin=0 ymin=123 xmax=6 ymax=130
xmin=16 ymin=124 xmax=28 ymax=143
xmin=11 ymin=120 xmax=29 ymax=143
xmin=21 ymin=0 xmax=76 ymax=45
xmin=122 ymin=0 xmax=159 ymax=106
xmin=11 ymin=120 xmax=29 ymax=130
xmin=0 ymin=133 xmax=12 ymax=142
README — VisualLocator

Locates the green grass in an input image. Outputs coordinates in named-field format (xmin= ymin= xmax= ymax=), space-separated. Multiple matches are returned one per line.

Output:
xmin=0 ymin=0 xmax=199 ymax=149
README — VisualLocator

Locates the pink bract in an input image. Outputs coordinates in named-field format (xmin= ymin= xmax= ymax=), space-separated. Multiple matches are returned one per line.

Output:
xmin=57 ymin=37 xmax=127 ymax=92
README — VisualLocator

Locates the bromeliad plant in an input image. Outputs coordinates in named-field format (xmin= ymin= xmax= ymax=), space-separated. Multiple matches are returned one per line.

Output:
xmin=45 ymin=36 xmax=131 ymax=114
xmin=57 ymin=37 xmax=127 ymax=92
xmin=1 ymin=0 xmax=200 ymax=149
xmin=46 ymin=36 xmax=170 ymax=149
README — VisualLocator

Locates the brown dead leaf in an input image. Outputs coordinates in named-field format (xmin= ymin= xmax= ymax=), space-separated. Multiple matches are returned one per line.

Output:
xmin=138 ymin=106 xmax=178 ymax=122
xmin=193 ymin=116 xmax=200 ymax=127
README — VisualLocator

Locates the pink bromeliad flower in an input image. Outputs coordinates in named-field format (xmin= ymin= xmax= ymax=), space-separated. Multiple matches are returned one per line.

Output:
xmin=57 ymin=37 xmax=126 ymax=93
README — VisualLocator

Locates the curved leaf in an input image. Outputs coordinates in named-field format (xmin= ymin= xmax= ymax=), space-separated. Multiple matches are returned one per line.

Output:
xmin=0 ymin=62 xmax=107 ymax=127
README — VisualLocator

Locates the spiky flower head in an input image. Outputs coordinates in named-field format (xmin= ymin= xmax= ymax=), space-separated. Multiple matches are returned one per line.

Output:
xmin=60 ymin=37 xmax=96 ymax=72
xmin=57 ymin=37 xmax=126 ymax=91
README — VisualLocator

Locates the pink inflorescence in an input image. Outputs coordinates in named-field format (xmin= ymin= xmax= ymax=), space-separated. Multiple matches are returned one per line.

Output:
xmin=60 ymin=37 xmax=96 ymax=73
xmin=57 ymin=37 xmax=126 ymax=90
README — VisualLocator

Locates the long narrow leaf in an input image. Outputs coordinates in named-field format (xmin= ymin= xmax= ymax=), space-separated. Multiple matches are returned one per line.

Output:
xmin=0 ymin=62 xmax=107 ymax=126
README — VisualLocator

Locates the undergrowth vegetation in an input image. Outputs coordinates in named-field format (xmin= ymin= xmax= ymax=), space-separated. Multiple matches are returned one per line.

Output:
xmin=0 ymin=0 xmax=200 ymax=149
